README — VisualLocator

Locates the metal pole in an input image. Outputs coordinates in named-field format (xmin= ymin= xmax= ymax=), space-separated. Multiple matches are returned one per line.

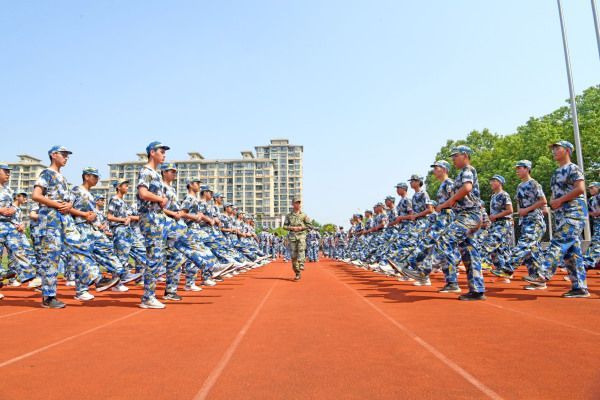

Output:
xmin=591 ymin=0 xmax=600 ymax=59
xmin=556 ymin=0 xmax=592 ymax=241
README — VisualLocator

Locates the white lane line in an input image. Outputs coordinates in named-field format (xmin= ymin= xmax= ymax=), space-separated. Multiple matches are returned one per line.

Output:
xmin=326 ymin=267 xmax=503 ymax=400
xmin=484 ymin=301 xmax=600 ymax=336
xmin=0 ymin=309 xmax=39 ymax=319
xmin=193 ymin=283 xmax=277 ymax=400
xmin=0 ymin=310 xmax=144 ymax=368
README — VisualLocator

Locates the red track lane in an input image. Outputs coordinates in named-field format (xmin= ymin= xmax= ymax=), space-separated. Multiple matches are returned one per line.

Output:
xmin=1 ymin=260 xmax=599 ymax=399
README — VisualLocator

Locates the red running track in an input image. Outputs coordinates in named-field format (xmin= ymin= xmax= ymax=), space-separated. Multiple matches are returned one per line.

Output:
xmin=1 ymin=259 xmax=599 ymax=399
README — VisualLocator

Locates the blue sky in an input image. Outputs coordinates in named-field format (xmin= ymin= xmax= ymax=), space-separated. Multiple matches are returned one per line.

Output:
xmin=1 ymin=0 xmax=599 ymax=226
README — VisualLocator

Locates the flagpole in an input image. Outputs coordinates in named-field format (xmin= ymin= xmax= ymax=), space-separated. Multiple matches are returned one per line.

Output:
xmin=556 ymin=0 xmax=591 ymax=241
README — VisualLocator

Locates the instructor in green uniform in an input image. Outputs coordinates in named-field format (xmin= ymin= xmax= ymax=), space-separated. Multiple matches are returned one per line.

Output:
xmin=283 ymin=198 xmax=313 ymax=281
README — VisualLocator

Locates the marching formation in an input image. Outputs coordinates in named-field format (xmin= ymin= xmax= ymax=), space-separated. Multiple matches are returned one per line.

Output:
xmin=0 ymin=142 xmax=274 ymax=309
xmin=331 ymin=141 xmax=599 ymax=300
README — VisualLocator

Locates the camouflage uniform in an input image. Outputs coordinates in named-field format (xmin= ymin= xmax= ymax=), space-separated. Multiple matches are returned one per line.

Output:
xmin=284 ymin=209 xmax=312 ymax=273
xmin=108 ymin=194 xmax=148 ymax=273
xmin=480 ymin=187 xmax=514 ymax=271
xmin=583 ymin=189 xmax=599 ymax=269
xmin=136 ymin=165 xmax=167 ymax=302
xmin=35 ymin=168 xmax=98 ymax=297
xmin=504 ymin=177 xmax=546 ymax=277
xmin=539 ymin=162 xmax=588 ymax=290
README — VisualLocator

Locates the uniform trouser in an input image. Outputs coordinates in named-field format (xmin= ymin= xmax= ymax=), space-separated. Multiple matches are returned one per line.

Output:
xmin=112 ymin=225 xmax=148 ymax=274
xmin=185 ymin=228 xmax=219 ymax=283
xmin=198 ymin=227 xmax=240 ymax=263
xmin=38 ymin=210 xmax=97 ymax=297
xmin=139 ymin=211 xmax=167 ymax=302
xmin=480 ymin=219 xmax=513 ymax=270
xmin=410 ymin=212 xmax=458 ymax=284
xmin=77 ymin=224 xmax=126 ymax=280
xmin=289 ymin=238 xmax=306 ymax=273
xmin=1 ymin=222 xmax=36 ymax=282
xmin=7 ymin=229 xmax=37 ymax=278
xmin=165 ymin=219 xmax=217 ymax=292
xmin=505 ymin=217 xmax=545 ymax=277
xmin=583 ymin=221 xmax=600 ymax=269
xmin=232 ymin=237 xmax=258 ymax=261
xmin=540 ymin=214 xmax=587 ymax=290
xmin=424 ymin=209 xmax=484 ymax=292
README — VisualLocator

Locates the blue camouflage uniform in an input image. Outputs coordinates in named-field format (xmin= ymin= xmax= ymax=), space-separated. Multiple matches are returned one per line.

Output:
xmin=480 ymin=176 xmax=514 ymax=271
xmin=136 ymin=164 xmax=168 ymax=302
xmin=583 ymin=185 xmax=600 ymax=269
xmin=35 ymin=162 xmax=98 ymax=298
xmin=504 ymin=165 xmax=547 ymax=277
xmin=539 ymin=161 xmax=588 ymax=290
xmin=421 ymin=151 xmax=485 ymax=293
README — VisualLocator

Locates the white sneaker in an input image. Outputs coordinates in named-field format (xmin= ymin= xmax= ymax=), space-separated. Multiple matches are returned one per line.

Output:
xmin=75 ymin=291 xmax=95 ymax=301
xmin=203 ymin=279 xmax=217 ymax=287
xmin=65 ymin=280 xmax=76 ymax=287
xmin=563 ymin=275 xmax=571 ymax=281
xmin=111 ymin=283 xmax=129 ymax=292
xmin=184 ymin=284 xmax=203 ymax=292
xmin=9 ymin=280 xmax=21 ymax=287
xmin=139 ymin=297 xmax=166 ymax=309
xmin=524 ymin=283 xmax=547 ymax=290
xmin=223 ymin=273 xmax=234 ymax=278
xmin=413 ymin=277 xmax=431 ymax=286
xmin=28 ymin=277 xmax=42 ymax=288
xmin=0 ymin=292 xmax=4 ymax=300
xmin=232 ymin=271 xmax=240 ymax=276
xmin=398 ymin=276 xmax=414 ymax=282
xmin=157 ymin=276 xmax=166 ymax=282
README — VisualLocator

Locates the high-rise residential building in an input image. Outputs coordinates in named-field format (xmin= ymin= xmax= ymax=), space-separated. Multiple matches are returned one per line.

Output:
xmin=255 ymin=139 xmax=304 ymax=219
xmin=107 ymin=139 xmax=303 ymax=228
xmin=6 ymin=155 xmax=47 ymax=196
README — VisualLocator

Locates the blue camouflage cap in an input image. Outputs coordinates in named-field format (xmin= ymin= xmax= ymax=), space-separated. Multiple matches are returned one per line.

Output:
xmin=430 ymin=160 xmax=451 ymax=171
xmin=429 ymin=200 xmax=438 ymax=206
xmin=549 ymin=140 xmax=574 ymax=153
xmin=200 ymin=185 xmax=213 ymax=193
xmin=0 ymin=163 xmax=13 ymax=171
xmin=48 ymin=145 xmax=73 ymax=156
xmin=160 ymin=162 xmax=177 ymax=171
xmin=214 ymin=192 xmax=223 ymax=198
xmin=112 ymin=178 xmax=129 ymax=188
xmin=395 ymin=182 xmax=408 ymax=189
xmin=385 ymin=195 xmax=395 ymax=202
xmin=146 ymin=141 xmax=170 ymax=155
xmin=490 ymin=175 xmax=506 ymax=185
xmin=588 ymin=182 xmax=600 ymax=188
xmin=515 ymin=160 xmax=532 ymax=170
xmin=94 ymin=194 xmax=106 ymax=201
xmin=224 ymin=202 xmax=234 ymax=208
xmin=408 ymin=174 xmax=424 ymax=182
xmin=365 ymin=209 xmax=373 ymax=214
xmin=186 ymin=177 xmax=202 ymax=185
xmin=82 ymin=167 xmax=100 ymax=177
xmin=374 ymin=202 xmax=384 ymax=208
xmin=450 ymin=145 xmax=473 ymax=156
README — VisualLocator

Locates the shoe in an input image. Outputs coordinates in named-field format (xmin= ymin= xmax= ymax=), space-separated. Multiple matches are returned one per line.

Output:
xmin=481 ymin=262 xmax=493 ymax=271
xmin=523 ymin=275 xmax=547 ymax=284
xmin=74 ymin=291 xmax=95 ymax=301
xmin=65 ymin=280 xmax=76 ymax=287
xmin=184 ymin=284 xmax=203 ymax=292
xmin=524 ymin=282 xmax=547 ymax=290
xmin=28 ymin=277 xmax=42 ymax=288
xmin=400 ymin=266 xmax=425 ymax=281
xmin=214 ymin=277 xmax=224 ymax=282
xmin=139 ymin=297 xmax=166 ymax=309
xmin=294 ymin=273 xmax=301 ymax=281
xmin=121 ymin=272 xmax=142 ymax=284
xmin=157 ymin=276 xmax=166 ymax=282
xmin=203 ymin=279 xmax=217 ymax=287
xmin=439 ymin=283 xmax=462 ymax=293
xmin=42 ymin=296 xmax=66 ymax=309
xmin=563 ymin=275 xmax=571 ymax=282
xmin=0 ymin=292 xmax=4 ymax=300
xmin=223 ymin=273 xmax=234 ymax=278
xmin=163 ymin=292 xmax=182 ymax=301
xmin=397 ymin=276 xmax=414 ymax=282
xmin=0 ymin=270 xmax=17 ymax=280
xmin=95 ymin=276 xmax=120 ymax=292
xmin=561 ymin=288 xmax=590 ymax=298
xmin=9 ymin=279 xmax=21 ymax=287
xmin=111 ymin=283 xmax=129 ymax=292
xmin=458 ymin=292 xmax=486 ymax=301
xmin=491 ymin=269 xmax=512 ymax=279
xmin=413 ymin=277 xmax=431 ymax=286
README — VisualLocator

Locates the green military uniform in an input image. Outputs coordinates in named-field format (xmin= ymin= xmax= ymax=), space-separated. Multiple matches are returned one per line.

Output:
xmin=284 ymin=203 xmax=312 ymax=275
